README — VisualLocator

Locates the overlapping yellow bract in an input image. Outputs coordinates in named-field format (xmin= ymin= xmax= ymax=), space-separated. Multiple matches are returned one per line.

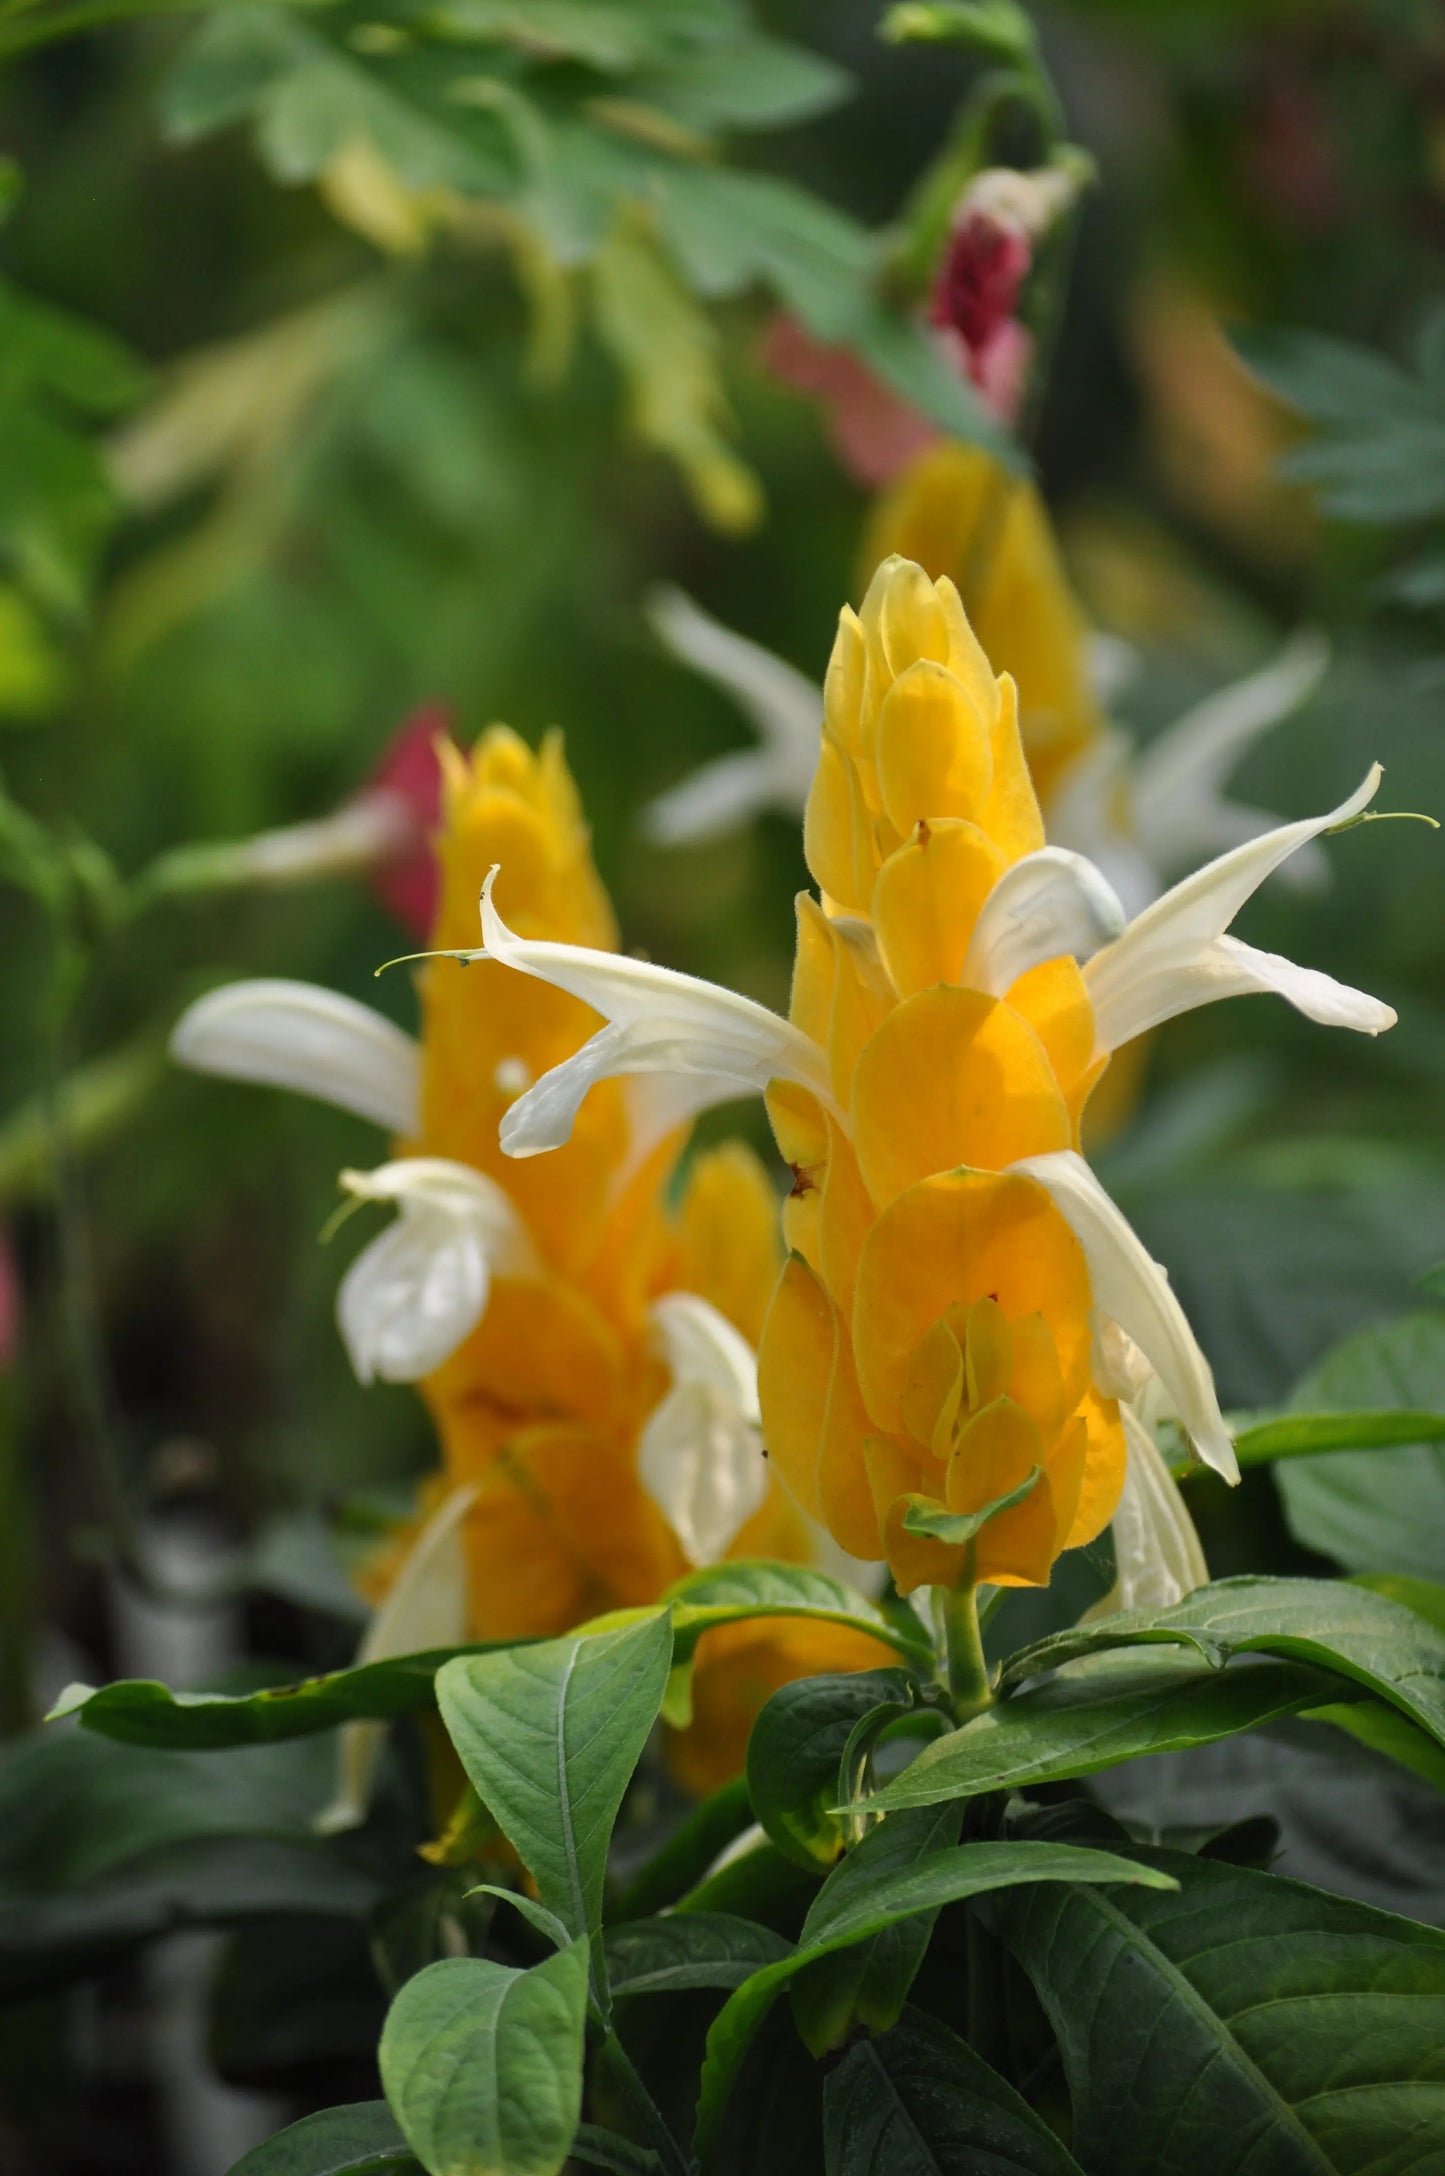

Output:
xmin=370 ymin=724 xmax=885 ymax=1789
xmin=757 ymin=556 xmax=1127 ymax=1594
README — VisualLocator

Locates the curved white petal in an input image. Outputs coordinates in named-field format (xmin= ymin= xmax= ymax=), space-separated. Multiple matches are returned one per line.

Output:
xmin=961 ymin=847 xmax=1127 ymax=998
xmin=171 ymin=979 xmax=419 ymax=1135
xmin=1092 ymin=1402 xmax=1209 ymax=1619
xmin=638 ymin=1293 xmax=767 ymax=1564
xmin=1044 ymin=730 xmax=1160 ymax=920
xmin=316 ymin=1485 xmax=475 ymax=1833
xmin=1084 ymin=766 xmax=1391 ymax=1056
xmin=644 ymin=586 xmax=820 ymax=829
xmin=335 ymin=1158 xmax=528 ymax=1384
xmin=643 ymin=749 xmax=794 ymax=847
xmin=1168 ymin=797 xmax=1328 ymax=890
xmin=1007 ymin=1148 xmax=1237 ymax=1482
xmin=1132 ymin=632 xmax=1330 ymax=871
xmin=471 ymin=870 xmax=836 ymax=1158
xmin=1096 ymin=932 xmax=1395 ymax=1045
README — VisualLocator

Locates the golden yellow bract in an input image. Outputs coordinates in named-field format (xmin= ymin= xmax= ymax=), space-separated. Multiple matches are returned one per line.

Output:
xmin=370 ymin=722 xmax=886 ymax=1791
xmin=758 ymin=556 xmax=1127 ymax=1595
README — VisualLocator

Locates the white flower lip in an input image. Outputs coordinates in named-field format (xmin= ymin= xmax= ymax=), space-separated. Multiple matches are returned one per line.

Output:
xmin=171 ymin=978 xmax=420 ymax=1135
xmin=473 ymin=868 xmax=838 ymax=1159
xmin=1008 ymin=1148 xmax=1238 ymax=1483
xmin=335 ymin=1157 xmax=532 ymax=1385
xmin=961 ymin=846 xmax=1127 ymax=998
xmin=1096 ymin=1402 xmax=1209 ymax=1618
xmin=642 ymin=587 xmax=820 ymax=845
xmin=1084 ymin=766 xmax=1397 ymax=1058
xmin=316 ymin=1484 xmax=476 ymax=1834
xmin=638 ymin=1292 xmax=768 ymax=1566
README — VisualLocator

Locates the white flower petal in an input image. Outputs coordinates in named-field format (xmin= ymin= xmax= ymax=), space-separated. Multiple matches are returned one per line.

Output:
xmin=316 ymin=1485 xmax=475 ymax=1833
xmin=1091 ymin=1401 xmax=1209 ymax=1619
xmin=1044 ymin=730 xmax=1160 ymax=920
xmin=1007 ymin=1148 xmax=1238 ymax=1482
xmin=171 ymin=978 xmax=419 ymax=1135
xmin=1084 ymin=766 xmax=1392 ymax=1056
xmin=1132 ymin=632 xmax=1329 ymax=872
xmin=961 ymin=847 xmax=1127 ymax=998
xmin=471 ymin=870 xmax=836 ymax=1158
xmin=642 ymin=588 xmax=819 ymax=844
xmin=638 ymin=1293 xmax=767 ymax=1564
xmin=335 ymin=1158 xmax=526 ymax=1383
xmin=1101 ymin=932 xmax=1395 ymax=1042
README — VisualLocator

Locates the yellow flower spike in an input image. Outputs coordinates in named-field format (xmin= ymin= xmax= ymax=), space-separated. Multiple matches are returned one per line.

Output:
xmin=963 ymin=1296 xmax=1014 ymax=1412
xmin=675 ymin=1141 xmax=781 ymax=1347
xmin=816 ymin=1122 xmax=874 ymax=1322
xmin=1003 ymin=1311 xmax=1071 ymax=1440
xmin=875 ymin=657 xmax=994 ymax=836
xmin=973 ymin=673 xmax=1047 ymax=861
xmin=824 ymin=916 xmax=896 ymax=1110
xmin=850 ymin=986 xmax=1071 ymax=1207
xmin=755 ymin=1252 xmax=836 ymax=1520
xmin=816 ymin=1335 xmax=880 ymax=1561
xmin=871 ymin=819 xmax=1006 ymax=995
xmin=1005 ymin=955 xmax=1100 ymax=1117
xmin=804 ymin=737 xmax=876 ymax=911
xmin=867 ymin=1437 xmax=967 ymax=1596
xmin=944 ymin=1398 xmax=1058 ymax=1589
xmin=901 ymin=1317 xmax=965 ymax=1457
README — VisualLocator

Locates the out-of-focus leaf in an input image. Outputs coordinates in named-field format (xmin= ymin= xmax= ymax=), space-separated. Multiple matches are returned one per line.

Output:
xmin=823 ymin=2007 xmax=1085 ymax=2176
xmin=0 ymin=1724 xmax=379 ymax=1998
xmin=991 ymin=1849 xmax=1445 ymax=2176
xmin=1238 ymin=315 xmax=1445 ymax=522
xmin=379 ymin=1943 xmax=589 ymax=2176
xmin=591 ymin=219 xmax=761 ymax=532
xmin=0 ymin=584 xmax=67 ymax=719
xmin=1277 ymin=1313 xmax=1445 ymax=1583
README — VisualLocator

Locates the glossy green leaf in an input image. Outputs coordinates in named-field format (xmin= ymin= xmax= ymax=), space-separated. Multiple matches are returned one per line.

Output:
xmin=746 ymin=1668 xmax=921 ymax=1869
xmin=604 ymin=1911 xmax=791 ymax=1996
xmin=997 ymin=1576 xmax=1445 ymax=1751
xmin=664 ymin=1560 xmax=931 ymax=1667
xmin=230 ymin=2102 xmax=420 ymax=2176
xmin=693 ymin=1821 xmax=1172 ymax=2162
xmin=435 ymin=1612 xmax=673 ymax=1994
xmin=823 ymin=2008 xmax=1085 ymax=2176
xmin=50 ymin=1642 xmax=514 ymax=1748
xmin=1276 ymin=1314 xmax=1445 ymax=1582
xmin=901 ymin=1467 xmax=1043 ymax=1547
xmin=993 ymin=1848 xmax=1445 ymax=2176
xmin=863 ymin=1653 xmax=1356 ymax=1813
xmin=380 ymin=1943 xmax=589 ymax=2176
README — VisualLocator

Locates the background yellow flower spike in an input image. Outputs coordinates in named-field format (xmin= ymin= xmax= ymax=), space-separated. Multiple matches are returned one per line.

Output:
xmin=760 ymin=560 xmax=1128 ymax=1596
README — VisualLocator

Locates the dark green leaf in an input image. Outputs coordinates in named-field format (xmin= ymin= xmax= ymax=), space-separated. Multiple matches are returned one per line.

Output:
xmin=901 ymin=1466 xmax=1043 ymax=1546
xmin=823 ymin=2008 xmax=1084 ymax=2175
xmin=570 ymin=2127 xmax=660 ymax=2175
xmin=380 ymin=1944 xmax=589 ymax=2176
xmin=605 ymin=1911 xmax=791 ymax=1996
xmin=996 ymin=1576 xmax=1445 ymax=1752
xmin=863 ymin=1654 xmax=1354 ymax=1813
xmin=435 ymin=1612 xmax=673 ymax=1994
xmin=51 ymin=1641 xmax=515 ymax=1748
xmin=1235 ymin=1407 xmax=1445 ymax=1467
xmin=694 ymin=1824 xmax=1172 ymax=2161
xmin=665 ymin=1560 xmax=931 ymax=1668
xmin=610 ymin=1775 xmax=754 ymax=1922
xmin=229 ymin=2102 xmax=420 ymax=2176
xmin=1276 ymin=1314 xmax=1445 ymax=1583
xmin=747 ymin=1669 xmax=921 ymax=1870
xmin=993 ymin=1848 xmax=1445 ymax=2176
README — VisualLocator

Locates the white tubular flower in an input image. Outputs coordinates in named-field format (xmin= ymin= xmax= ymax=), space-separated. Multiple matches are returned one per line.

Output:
xmin=1007 ymin=1148 xmax=1238 ymax=1482
xmin=961 ymin=846 xmax=1127 ymax=997
xmin=1083 ymin=766 xmax=1397 ymax=1058
xmin=638 ymin=1293 xmax=769 ymax=1566
xmin=1092 ymin=1402 xmax=1209 ymax=1620
xmin=470 ymin=870 xmax=838 ymax=1159
xmin=642 ymin=588 xmax=821 ymax=846
xmin=171 ymin=979 xmax=420 ymax=1135
xmin=1131 ymin=632 xmax=1331 ymax=879
xmin=316 ymin=1485 xmax=476 ymax=1834
xmin=336 ymin=1158 xmax=533 ymax=1384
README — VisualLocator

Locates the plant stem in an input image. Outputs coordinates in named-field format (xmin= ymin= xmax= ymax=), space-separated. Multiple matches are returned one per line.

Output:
xmin=941 ymin=1572 xmax=994 ymax=1719
xmin=599 ymin=2033 xmax=691 ymax=2176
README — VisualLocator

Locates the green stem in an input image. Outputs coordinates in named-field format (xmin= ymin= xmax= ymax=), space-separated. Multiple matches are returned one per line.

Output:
xmin=597 ymin=2033 xmax=691 ymax=2176
xmin=941 ymin=1573 xmax=994 ymax=1719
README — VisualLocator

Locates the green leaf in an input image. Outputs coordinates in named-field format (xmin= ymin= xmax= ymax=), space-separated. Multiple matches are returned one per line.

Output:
xmin=1276 ymin=1314 xmax=1445 ymax=1583
xmin=901 ymin=1467 xmax=1043 ymax=1546
xmin=631 ymin=39 xmax=851 ymax=132
xmin=996 ymin=1576 xmax=1445 ymax=1753
xmin=468 ymin=1886 xmax=571 ymax=1953
xmin=693 ymin=1822 xmax=1173 ymax=2162
xmin=1236 ymin=321 xmax=1445 ymax=523
xmin=435 ymin=1612 xmax=673 ymax=1994
xmin=569 ymin=2128 xmax=660 ymax=2176
xmin=823 ymin=2008 xmax=1084 ymax=2175
xmin=663 ymin=1559 xmax=932 ymax=1668
xmin=0 ymin=1724 xmax=378 ymax=2000
xmin=992 ymin=1848 xmax=1445 ymax=2176
xmin=610 ymin=1775 xmax=754 ymax=1922
xmin=380 ymin=1944 xmax=589 ymax=2176
xmin=746 ymin=1668 xmax=922 ymax=1869
xmin=51 ymin=1641 xmax=514 ymax=1748
xmin=1235 ymin=1407 xmax=1445 ymax=1467
xmin=604 ymin=1911 xmax=791 ymax=1996
xmin=862 ymin=1653 xmax=1357 ymax=1813
xmin=230 ymin=2103 xmax=421 ymax=2176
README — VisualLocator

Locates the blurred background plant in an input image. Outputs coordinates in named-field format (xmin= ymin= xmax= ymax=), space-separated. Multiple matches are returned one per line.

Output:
xmin=4 ymin=0 xmax=1445 ymax=2169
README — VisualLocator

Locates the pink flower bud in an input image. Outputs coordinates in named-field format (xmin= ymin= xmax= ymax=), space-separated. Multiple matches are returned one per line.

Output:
xmin=360 ymin=703 xmax=454 ymax=937
xmin=930 ymin=210 xmax=1032 ymax=370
